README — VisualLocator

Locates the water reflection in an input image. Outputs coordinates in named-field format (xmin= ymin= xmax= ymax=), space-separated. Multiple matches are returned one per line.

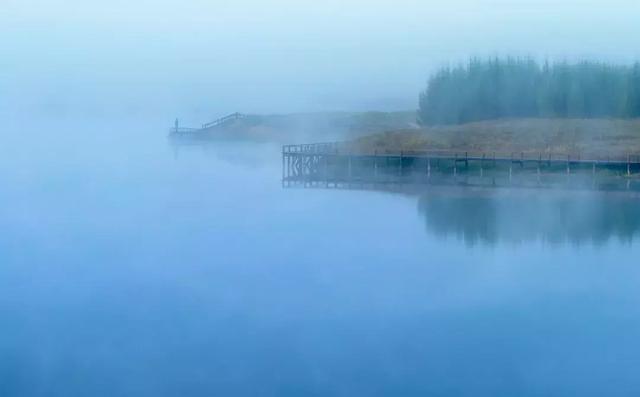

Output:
xmin=418 ymin=190 xmax=640 ymax=245
xmin=5 ymin=125 xmax=640 ymax=396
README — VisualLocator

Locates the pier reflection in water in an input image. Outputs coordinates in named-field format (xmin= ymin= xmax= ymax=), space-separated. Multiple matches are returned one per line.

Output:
xmin=282 ymin=147 xmax=640 ymax=245
xmin=282 ymin=143 xmax=640 ymax=192
xmin=5 ymin=128 xmax=640 ymax=396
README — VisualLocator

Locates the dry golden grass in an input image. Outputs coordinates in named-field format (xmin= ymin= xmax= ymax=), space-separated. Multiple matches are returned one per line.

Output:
xmin=198 ymin=111 xmax=417 ymax=143
xmin=350 ymin=118 xmax=640 ymax=156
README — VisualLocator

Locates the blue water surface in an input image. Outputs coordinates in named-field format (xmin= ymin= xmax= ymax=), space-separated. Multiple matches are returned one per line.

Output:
xmin=1 ymin=116 xmax=640 ymax=397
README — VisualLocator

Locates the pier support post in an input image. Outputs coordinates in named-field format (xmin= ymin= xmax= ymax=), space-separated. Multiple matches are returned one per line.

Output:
xmin=324 ymin=154 xmax=329 ymax=185
xmin=537 ymin=153 xmax=541 ymax=183
xmin=509 ymin=153 xmax=513 ymax=182
xmin=374 ymin=150 xmax=378 ymax=179
xmin=454 ymin=153 xmax=457 ymax=177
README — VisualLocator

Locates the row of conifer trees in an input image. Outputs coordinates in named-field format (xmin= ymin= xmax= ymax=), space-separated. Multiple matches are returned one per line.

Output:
xmin=418 ymin=58 xmax=640 ymax=125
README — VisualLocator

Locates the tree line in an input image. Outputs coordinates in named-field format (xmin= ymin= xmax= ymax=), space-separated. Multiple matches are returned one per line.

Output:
xmin=418 ymin=58 xmax=640 ymax=125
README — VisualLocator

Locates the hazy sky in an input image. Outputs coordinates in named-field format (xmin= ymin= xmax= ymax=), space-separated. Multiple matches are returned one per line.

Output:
xmin=2 ymin=0 xmax=640 ymax=120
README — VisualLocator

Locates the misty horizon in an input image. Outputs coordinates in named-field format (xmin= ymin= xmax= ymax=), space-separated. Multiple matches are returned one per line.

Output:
xmin=3 ymin=0 xmax=640 ymax=122
xmin=3 ymin=2 xmax=640 ymax=396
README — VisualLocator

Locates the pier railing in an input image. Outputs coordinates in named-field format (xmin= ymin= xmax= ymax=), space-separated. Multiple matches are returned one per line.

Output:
xmin=282 ymin=143 xmax=640 ymax=165
xmin=170 ymin=127 xmax=201 ymax=134
xmin=282 ymin=142 xmax=640 ymax=192
xmin=202 ymin=112 xmax=245 ymax=129
xmin=282 ymin=142 xmax=340 ymax=154
xmin=169 ymin=112 xmax=246 ymax=135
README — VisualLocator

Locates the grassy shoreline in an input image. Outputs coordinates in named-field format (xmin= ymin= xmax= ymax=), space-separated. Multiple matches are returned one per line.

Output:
xmin=192 ymin=111 xmax=417 ymax=143
xmin=349 ymin=118 xmax=640 ymax=156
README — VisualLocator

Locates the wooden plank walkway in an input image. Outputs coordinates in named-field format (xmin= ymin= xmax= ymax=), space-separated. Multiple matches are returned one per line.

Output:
xmin=169 ymin=113 xmax=245 ymax=135
xmin=282 ymin=142 xmax=640 ymax=191
xmin=201 ymin=112 xmax=244 ymax=129
xmin=283 ymin=142 xmax=640 ymax=165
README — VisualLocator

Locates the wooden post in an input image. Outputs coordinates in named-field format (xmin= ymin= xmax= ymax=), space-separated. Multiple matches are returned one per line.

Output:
xmin=537 ymin=153 xmax=541 ymax=174
xmin=509 ymin=153 xmax=513 ymax=182
xmin=628 ymin=154 xmax=631 ymax=176
xmin=566 ymin=154 xmax=570 ymax=175
xmin=374 ymin=150 xmax=378 ymax=179
xmin=324 ymin=154 xmax=329 ymax=184
xmin=480 ymin=153 xmax=485 ymax=177
xmin=454 ymin=153 xmax=458 ymax=177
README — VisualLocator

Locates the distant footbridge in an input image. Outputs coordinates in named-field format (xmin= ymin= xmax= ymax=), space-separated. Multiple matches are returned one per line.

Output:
xmin=170 ymin=112 xmax=245 ymax=134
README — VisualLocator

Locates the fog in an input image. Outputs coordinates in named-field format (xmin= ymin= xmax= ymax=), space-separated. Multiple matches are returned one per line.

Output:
xmin=4 ymin=2 xmax=640 ymax=396
xmin=3 ymin=0 xmax=640 ymax=123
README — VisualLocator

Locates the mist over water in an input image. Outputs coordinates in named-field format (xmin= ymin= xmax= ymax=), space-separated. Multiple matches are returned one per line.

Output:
xmin=3 ymin=1 xmax=640 ymax=396
xmin=1 ymin=115 xmax=640 ymax=396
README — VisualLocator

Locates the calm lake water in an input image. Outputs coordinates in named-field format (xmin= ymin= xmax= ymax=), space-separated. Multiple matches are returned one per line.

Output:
xmin=2 ymin=116 xmax=640 ymax=396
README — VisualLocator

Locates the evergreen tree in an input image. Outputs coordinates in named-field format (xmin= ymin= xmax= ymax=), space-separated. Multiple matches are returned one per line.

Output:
xmin=418 ymin=58 xmax=640 ymax=125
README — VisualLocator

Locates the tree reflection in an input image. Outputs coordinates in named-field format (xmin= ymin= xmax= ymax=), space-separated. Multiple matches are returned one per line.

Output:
xmin=417 ymin=191 xmax=640 ymax=245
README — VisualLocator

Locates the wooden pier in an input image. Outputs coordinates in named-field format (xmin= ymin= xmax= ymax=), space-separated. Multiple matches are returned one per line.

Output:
xmin=201 ymin=112 xmax=245 ymax=129
xmin=169 ymin=113 xmax=245 ymax=135
xmin=282 ymin=142 xmax=640 ymax=192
